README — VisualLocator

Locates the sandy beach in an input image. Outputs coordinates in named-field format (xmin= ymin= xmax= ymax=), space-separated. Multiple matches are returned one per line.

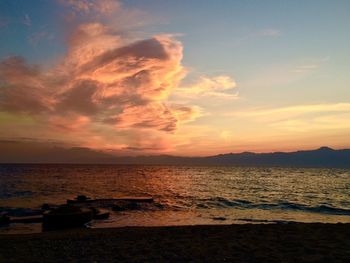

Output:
xmin=0 ymin=223 xmax=349 ymax=262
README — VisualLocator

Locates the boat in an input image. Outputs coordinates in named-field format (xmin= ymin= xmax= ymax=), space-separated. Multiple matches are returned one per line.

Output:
xmin=43 ymin=205 xmax=93 ymax=230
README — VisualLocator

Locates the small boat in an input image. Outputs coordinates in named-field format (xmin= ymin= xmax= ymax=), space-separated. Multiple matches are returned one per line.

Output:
xmin=43 ymin=205 xmax=93 ymax=230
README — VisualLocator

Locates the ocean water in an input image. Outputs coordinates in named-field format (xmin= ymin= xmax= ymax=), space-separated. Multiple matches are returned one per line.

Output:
xmin=0 ymin=164 xmax=349 ymax=233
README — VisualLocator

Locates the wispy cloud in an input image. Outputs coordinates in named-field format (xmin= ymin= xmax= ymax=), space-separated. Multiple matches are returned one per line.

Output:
xmin=230 ymin=103 xmax=350 ymax=116
xmin=232 ymin=28 xmax=281 ymax=47
xmin=28 ymin=29 xmax=55 ymax=46
xmin=229 ymin=103 xmax=350 ymax=132
xmin=59 ymin=0 xmax=152 ymax=32
xmin=291 ymin=64 xmax=320 ymax=73
xmin=242 ymin=56 xmax=328 ymax=89
xmin=59 ymin=0 xmax=121 ymax=16
xmin=291 ymin=57 xmax=329 ymax=73
xmin=257 ymin=28 xmax=281 ymax=37
xmin=22 ymin=14 xmax=32 ymax=26
xmin=174 ymin=75 xmax=238 ymax=99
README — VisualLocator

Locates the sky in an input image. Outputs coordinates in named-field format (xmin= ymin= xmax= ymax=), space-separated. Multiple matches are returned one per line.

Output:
xmin=0 ymin=0 xmax=350 ymax=157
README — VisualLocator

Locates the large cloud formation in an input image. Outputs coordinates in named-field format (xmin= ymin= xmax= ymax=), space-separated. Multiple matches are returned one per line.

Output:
xmin=0 ymin=21 xmax=197 ymax=149
xmin=0 ymin=0 xmax=235 ymax=153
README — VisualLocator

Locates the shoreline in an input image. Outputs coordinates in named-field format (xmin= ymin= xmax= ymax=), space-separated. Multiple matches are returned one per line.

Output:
xmin=1 ymin=223 xmax=349 ymax=262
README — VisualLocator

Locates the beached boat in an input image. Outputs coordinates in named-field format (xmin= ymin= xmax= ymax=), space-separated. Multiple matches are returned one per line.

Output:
xmin=43 ymin=205 xmax=93 ymax=230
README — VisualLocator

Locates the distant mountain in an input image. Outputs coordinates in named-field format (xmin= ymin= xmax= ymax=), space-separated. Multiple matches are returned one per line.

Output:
xmin=0 ymin=140 xmax=349 ymax=168
xmin=114 ymin=147 xmax=350 ymax=168
xmin=0 ymin=140 xmax=116 ymax=164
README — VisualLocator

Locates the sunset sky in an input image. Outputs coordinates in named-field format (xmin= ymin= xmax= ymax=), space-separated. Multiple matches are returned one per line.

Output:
xmin=0 ymin=0 xmax=349 ymax=157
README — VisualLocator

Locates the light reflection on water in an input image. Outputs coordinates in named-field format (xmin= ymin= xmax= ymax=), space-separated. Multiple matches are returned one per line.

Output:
xmin=0 ymin=164 xmax=349 ymax=231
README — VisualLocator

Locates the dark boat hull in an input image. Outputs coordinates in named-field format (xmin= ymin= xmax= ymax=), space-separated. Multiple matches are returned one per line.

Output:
xmin=43 ymin=208 xmax=93 ymax=230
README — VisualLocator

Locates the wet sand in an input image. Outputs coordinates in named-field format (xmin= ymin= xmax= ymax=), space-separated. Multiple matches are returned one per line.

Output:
xmin=0 ymin=223 xmax=349 ymax=262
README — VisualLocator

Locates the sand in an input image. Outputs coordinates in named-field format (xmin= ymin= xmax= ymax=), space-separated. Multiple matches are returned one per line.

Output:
xmin=0 ymin=223 xmax=349 ymax=262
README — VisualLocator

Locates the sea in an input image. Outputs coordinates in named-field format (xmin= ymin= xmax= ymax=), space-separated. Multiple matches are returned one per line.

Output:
xmin=0 ymin=164 xmax=349 ymax=234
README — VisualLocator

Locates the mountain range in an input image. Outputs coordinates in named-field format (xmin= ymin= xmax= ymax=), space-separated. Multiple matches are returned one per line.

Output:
xmin=113 ymin=147 xmax=350 ymax=168
xmin=0 ymin=140 xmax=349 ymax=168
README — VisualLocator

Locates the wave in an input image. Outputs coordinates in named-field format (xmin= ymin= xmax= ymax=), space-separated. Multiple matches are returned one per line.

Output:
xmin=195 ymin=197 xmax=350 ymax=216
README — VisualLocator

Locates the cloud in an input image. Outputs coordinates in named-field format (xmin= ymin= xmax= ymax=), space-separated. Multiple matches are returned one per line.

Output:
xmin=23 ymin=14 xmax=32 ymax=26
xmin=291 ymin=57 xmax=329 ymax=74
xmin=291 ymin=64 xmax=321 ymax=73
xmin=0 ymin=1 xmax=238 ymax=154
xmin=231 ymin=103 xmax=350 ymax=119
xmin=228 ymin=103 xmax=350 ymax=132
xmin=55 ymin=79 xmax=100 ymax=115
xmin=257 ymin=29 xmax=280 ymax=37
xmin=59 ymin=0 xmax=121 ymax=16
xmin=232 ymin=28 xmax=281 ymax=47
xmin=174 ymin=75 xmax=238 ymax=99
xmin=28 ymin=29 xmax=55 ymax=46
xmin=0 ymin=31 xmax=187 ymax=124
xmin=103 ymin=103 xmax=178 ymax=132
xmin=0 ymin=56 xmax=53 ymax=114
xmin=0 ymin=18 xmax=201 ymax=152
xmin=242 ymin=57 xmax=328 ymax=89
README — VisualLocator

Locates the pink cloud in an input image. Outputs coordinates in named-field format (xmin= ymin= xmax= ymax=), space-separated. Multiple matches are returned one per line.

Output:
xmin=0 ymin=57 xmax=53 ymax=114
xmin=0 ymin=2 xmax=238 ymax=154
xmin=0 ymin=21 xmax=197 ymax=152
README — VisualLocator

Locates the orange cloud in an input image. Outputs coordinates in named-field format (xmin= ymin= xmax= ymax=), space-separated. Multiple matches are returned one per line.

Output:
xmin=0 ymin=57 xmax=53 ymax=114
xmin=0 ymin=20 xmax=199 ymax=152
xmin=0 ymin=1 xmax=239 ymax=154
xmin=174 ymin=75 xmax=238 ymax=99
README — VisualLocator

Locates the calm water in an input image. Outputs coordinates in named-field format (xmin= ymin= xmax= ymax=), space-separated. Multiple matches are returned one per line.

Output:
xmin=0 ymin=164 xmax=349 ymax=233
